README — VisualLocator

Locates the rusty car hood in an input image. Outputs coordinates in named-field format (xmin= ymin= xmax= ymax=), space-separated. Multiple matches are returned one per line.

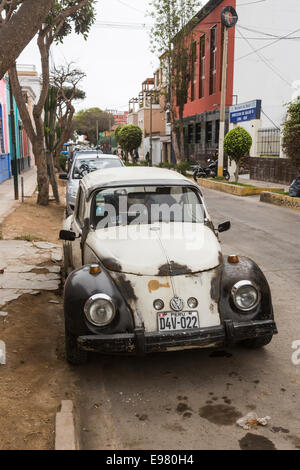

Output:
xmin=87 ymin=223 xmax=222 ymax=276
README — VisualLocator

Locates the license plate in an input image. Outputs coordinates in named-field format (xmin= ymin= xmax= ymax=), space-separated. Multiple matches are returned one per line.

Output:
xmin=157 ymin=311 xmax=199 ymax=332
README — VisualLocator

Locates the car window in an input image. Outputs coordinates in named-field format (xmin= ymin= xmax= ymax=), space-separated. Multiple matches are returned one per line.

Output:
xmin=91 ymin=186 xmax=205 ymax=229
xmin=72 ymin=158 xmax=123 ymax=179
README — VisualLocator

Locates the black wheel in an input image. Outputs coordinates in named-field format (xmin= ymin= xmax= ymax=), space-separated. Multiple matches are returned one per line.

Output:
xmin=193 ymin=171 xmax=199 ymax=182
xmin=224 ymin=171 xmax=230 ymax=181
xmin=65 ymin=326 xmax=88 ymax=365
xmin=240 ymin=335 xmax=273 ymax=349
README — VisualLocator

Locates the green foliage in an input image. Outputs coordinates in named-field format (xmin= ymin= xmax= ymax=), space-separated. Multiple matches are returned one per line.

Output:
xmin=44 ymin=86 xmax=59 ymax=152
xmin=175 ymin=161 xmax=190 ymax=176
xmin=282 ymin=97 xmax=300 ymax=170
xmin=59 ymin=154 xmax=67 ymax=171
xmin=114 ymin=125 xmax=123 ymax=143
xmin=72 ymin=108 xmax=114 ymax=145
xmin=148 ymin=0 xmax=202 ymax=56
xmin=48 ymin=1 xmax=97 ymax=43
xmin=148 ymin=1 xmax=202 ymax=162
xmin=117 ymin=125 xmax=143 ymax=153
xmin=158 ymin=161 xmax=175 ymax=169
xmin=224 ymin=127 xmax=252 ymax=163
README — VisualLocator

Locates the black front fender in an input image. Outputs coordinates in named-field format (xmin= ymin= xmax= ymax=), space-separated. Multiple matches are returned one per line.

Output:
xmin=219 ymin=257 xmax=274 ymax=323
xmin=64 ymin=265 xmax=135 ymax=336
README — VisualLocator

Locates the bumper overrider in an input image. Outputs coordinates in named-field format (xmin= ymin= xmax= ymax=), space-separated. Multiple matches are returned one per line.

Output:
xmin=77 ymin=319 xmax=278 ymax=355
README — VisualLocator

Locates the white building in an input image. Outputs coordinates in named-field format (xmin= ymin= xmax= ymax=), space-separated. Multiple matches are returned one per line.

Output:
xmin=232 ymin=0 xmax=300 ymax=130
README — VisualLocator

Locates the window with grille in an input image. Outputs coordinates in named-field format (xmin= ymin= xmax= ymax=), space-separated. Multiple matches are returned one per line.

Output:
xmin=195 ymin=123 xmax=201 ymax=143
xmin=209 ymin=26 xmax=217 ymax=95
xmin=188 ymin=124 xmax=194 ymax=144
xmin=199 ymin=35 xmax=206 ymax=99
xmin=206 ymin=121 xmax=213 ymax=144
xmin=191 ymin=42 xmax=197 ymax=102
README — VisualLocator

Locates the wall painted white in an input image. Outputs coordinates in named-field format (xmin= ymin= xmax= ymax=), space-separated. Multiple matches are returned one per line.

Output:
xmin=234 ymin=0 xmax=300 ymax=128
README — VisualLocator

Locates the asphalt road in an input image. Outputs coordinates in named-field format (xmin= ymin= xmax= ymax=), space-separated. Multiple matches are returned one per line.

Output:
xmin=77 ymin=189 xmax=300 ymax=451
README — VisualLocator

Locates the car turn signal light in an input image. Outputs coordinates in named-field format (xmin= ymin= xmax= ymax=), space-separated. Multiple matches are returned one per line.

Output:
xmin=228 ymin=255 xmax=239 ymax=264
xmin=90 ymin=264 xmax=101 ymax=275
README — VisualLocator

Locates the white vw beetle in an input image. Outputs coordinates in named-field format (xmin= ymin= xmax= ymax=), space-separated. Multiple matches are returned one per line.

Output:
xmin=60 ymin=167 xmax=277 ymax=364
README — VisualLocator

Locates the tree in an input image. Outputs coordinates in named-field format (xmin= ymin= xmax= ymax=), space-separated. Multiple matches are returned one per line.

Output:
xmin=224 ymin=127 xmax=252 ymax=183
xmin=114 ymin=125 xmax=123 ymax=144
xmin=9 ymin=0 xmax=96 ymax=206
xmin=72 ymin=108 xmax=114 ymax=145
xmin=149 ymin=0 xmax=202 ymax=162
xmin=282 ymin=97 xmax=300 ymax=171
xmin=117 ymin=125 xmax=142 ymax=161
xmin=44 ymin=63 xmax=86 ymax=202
xmin=0 ymin=0 xmax=55 ymax=80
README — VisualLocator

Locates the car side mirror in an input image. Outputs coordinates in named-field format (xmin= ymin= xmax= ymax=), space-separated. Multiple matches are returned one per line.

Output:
xmin=59 ymin=230 xmax=76 ymax=242
xmin=218 ymin=221 xmax=231 ymax=233
xmin=59 ymin=173 xmax=68 ymax=180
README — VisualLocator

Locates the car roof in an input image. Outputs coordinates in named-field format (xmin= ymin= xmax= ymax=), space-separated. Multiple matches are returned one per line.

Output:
xmin=81 ymin=167 xmax=198 ymax=198
xmin=75 ymin=154 xmax=120 ymax=160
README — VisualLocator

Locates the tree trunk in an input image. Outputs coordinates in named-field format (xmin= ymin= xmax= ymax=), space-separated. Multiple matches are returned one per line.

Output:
xmin=0 ymin=0 xmax=55 ymax=80
xmin=33 ymin=144 xmax=49 ymax=206
xmin=46 ymin=150 xmax=60 ymax=203
xmin=235 ymin=160 xmax=240 ymax=183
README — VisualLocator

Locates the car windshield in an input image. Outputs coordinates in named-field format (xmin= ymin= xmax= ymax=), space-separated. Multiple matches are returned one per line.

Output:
xmin=92 ymin=186 xmax=205 ymax=228
xmin=72 ymin=158 xmax=123 ymax=179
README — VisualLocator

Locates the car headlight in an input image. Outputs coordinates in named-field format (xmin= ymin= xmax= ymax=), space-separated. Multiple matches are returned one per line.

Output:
xmin=84 ymin=294 xmax=116 ymax=326
xmin=231 ymin=281 xmax=261 ymax=312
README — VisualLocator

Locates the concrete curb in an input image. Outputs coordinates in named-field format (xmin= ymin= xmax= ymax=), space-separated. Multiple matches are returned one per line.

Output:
xmin=55 ymin=400 xmax=79 ymax=450
xmin=260 ymin=191 xmax=300 ymax=211
xmin=196 ymin=178 xmax=284 ymax=197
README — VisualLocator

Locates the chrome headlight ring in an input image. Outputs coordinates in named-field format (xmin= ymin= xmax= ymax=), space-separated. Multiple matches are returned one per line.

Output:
xmin=84 ymin=293 xmax=116 ymax=327
xmin=231 ymin=280 xmax=261 ymax=312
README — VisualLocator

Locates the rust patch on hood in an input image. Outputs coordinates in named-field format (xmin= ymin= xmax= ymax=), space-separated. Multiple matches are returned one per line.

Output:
xmin=210 ymin=265 xmax=223 ymax=303
xmin=102 ymin=257 xmax=122 ymax=273
xmin=115 ymin=273 xmax=137 ymax=302
xmin=158 ymin=262 xmax=193 ymax=277
xmin=148 ymin=279 xmax=171 ymax=294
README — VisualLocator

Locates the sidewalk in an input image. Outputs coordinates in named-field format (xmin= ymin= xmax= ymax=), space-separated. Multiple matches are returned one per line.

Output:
xmin=239 ymin=174 xmax=290 ymax=192
xmin=0 ymin=167 xmax=37 ymax=223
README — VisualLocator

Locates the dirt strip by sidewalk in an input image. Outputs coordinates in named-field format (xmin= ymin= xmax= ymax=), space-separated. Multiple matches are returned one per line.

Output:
xmin=0 ymin=183 xmax=79 ymax=450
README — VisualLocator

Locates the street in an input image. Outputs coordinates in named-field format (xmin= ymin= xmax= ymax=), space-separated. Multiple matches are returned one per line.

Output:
xmin=76 ymin=189 xmax=300 ymax=451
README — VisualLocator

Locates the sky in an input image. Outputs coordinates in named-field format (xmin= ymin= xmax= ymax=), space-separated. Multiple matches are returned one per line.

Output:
xmin=18 ymin=0 xmax=156 ymax=113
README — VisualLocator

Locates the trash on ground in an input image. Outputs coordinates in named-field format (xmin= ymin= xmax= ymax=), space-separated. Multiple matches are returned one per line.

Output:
xmin=236 ymin=412 xmax=271 ymax=430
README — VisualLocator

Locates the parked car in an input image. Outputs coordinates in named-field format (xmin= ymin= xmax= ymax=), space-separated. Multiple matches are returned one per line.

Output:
xmin=60 ymin=153 xmax=124 ymax=215
xmin=59 ymin=167 xmax=277 ymax=364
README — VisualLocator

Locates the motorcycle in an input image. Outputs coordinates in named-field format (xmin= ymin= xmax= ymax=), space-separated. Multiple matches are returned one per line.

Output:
xmin=193 ymin=159 xmax=230 ymax=182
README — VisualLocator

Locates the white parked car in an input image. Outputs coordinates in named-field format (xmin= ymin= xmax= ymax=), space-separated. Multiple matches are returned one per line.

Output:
xmin=60 ymin=153 xmax=124 ymax=215
xmin=60 ymin=167 xmax=277 ymax=364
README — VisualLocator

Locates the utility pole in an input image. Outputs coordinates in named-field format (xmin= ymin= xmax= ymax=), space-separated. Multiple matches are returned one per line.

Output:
xmin=8 ymin=74 xmax=19 ymax=200
xmin=218 ymin=26 xmax=229 ymax=178
xmin=218 ymin=6 xmax=238 ymax=178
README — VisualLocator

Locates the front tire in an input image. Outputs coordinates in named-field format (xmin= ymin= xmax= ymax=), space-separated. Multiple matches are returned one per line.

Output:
xmin=65 ymin=326 xmax=88 ymax=365
xmin=240 ymin=335 xmax=273 ymax=349
xmin=224 ymin=170 xmax=230 ymax=181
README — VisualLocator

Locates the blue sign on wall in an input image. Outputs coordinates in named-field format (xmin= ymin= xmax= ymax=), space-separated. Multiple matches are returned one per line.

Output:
xmin=230 ymin=100 xmax=262 ymax=124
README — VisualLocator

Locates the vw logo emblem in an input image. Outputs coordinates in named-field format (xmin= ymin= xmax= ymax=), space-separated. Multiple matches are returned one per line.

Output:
xmin=170 ymin=297 xmax=184 ymax=312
